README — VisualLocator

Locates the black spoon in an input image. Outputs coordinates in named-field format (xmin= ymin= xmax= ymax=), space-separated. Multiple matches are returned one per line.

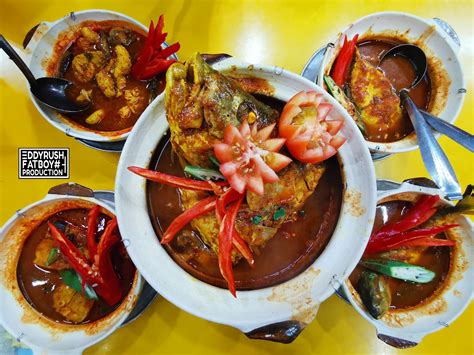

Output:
xmin=0 ymin=34 xmax=90 ymax=114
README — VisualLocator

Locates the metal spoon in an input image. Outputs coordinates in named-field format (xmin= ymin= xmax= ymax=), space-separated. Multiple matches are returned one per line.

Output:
xmin=380 ymin=44 xmax=462 ymax=200
xmin=0 ymin=34 xmax=90 ymax=114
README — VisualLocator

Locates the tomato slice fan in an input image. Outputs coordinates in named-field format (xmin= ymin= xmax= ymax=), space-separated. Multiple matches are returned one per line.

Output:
xmin=214 ymin=120 xmax=292 ymax=195
xmin=279 ymin=91 xmax=346 ymax=164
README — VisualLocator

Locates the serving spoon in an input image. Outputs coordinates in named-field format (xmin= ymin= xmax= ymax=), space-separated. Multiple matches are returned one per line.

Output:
xmin=0 ymin=34 xmax=90 ymax=114
xmin=380 ymin=44 xmax=462 ymax=200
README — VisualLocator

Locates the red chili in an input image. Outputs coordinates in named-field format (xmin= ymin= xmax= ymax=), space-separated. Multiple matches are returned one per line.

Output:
xmin=131 ymin=15 xmax=180 ymax=80
xmin=218 ymin=196 xmax=244 ymax=297
xmin=365 ymin=224 xmax=458 ymax=255
xmin=395 ymin=238 xmax=455 ymax=248
xmin=372 ymin=195 xmax=440 ymax=239
xmin=86 ymin=205 xmax=100 ymax=259
xmin=128 ymin=166 xmax=228 ymax=192
xmin=48 ymin=222 xmax=102 ymax=286
xmin=216 ymin=188 xmax=243 ymax=222
xmin=331 ymin=34 xmax=359 ymax=86
xmin=94 ymin=218 xmax=122 ymax=306
xmin=161 ymin=196 xmax=217 ymax=244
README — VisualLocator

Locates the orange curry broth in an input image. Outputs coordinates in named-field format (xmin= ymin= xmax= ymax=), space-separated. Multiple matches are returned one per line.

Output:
xmin=349 ymin=200 xmax=451 ymax=310
xmin=17 ymin=208 xmax=136 ymax=324
xmin=48 ymin=20 xmax=164 ymax=132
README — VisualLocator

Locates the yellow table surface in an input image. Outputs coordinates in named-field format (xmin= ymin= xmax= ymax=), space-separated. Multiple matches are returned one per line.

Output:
xmin=1 ymin=0 xmax=473 ymax=354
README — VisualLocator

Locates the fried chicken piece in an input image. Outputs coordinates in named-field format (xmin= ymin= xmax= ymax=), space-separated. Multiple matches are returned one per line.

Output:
xmin=96 ymin=70 xmax=116 ymax=98
xmin=112 ymin=45 xmax=131 ymax=94
xmin=80 ymin=27 xmax=100 ymax=43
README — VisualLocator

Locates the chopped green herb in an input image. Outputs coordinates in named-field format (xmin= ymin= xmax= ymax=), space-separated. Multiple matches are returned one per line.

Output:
xmin=298 ymin=210 xmax=306 ymax=217
xmin=273 ymin=208 xmax=286 ymax=221
xmin=184 ymin=165 xmax=224 ymax=181
xmin=59 ymin=269 xmax=99 ymax=300
xmin=45 ymin=247 xmax=59 ymax=266
xmin=251 ymin=215 xmax=262 ymax=224
xmin=209 ymin=155 xmax=221 ymax=168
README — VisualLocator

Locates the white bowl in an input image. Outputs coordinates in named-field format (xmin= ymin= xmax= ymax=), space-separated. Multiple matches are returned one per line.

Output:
xmin=318 ymin=12 xmax=466 ymax=154
xmin=0 ymin=183 xmax=142 ymax=354
xmin=115 ymin=56 xmax=377 ymax=342
xmin=24 ymin=9 xmax=175 ymax=143
xmin=340 ymin=180 xmax=473 ymax=348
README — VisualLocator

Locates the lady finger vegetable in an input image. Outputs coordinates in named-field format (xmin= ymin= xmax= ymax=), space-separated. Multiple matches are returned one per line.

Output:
xmin=360 ymin=259 xmax=435 ymax=283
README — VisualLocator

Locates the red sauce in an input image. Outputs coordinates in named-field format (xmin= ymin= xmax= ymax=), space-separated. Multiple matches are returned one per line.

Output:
xmin=349 ymin=200 xmax=451 ymax=309
xmin=53 ymin=20 xmax=165 ymax=132
xmin=17 ymin=208 xmax=136 ymax=324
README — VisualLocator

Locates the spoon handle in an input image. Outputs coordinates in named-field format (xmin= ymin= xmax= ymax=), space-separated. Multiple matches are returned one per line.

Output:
xmin=420 ymin=110 xmax=474 ymax=152
xmin=400 ymin=90 xmax=462 ymax=200
xmin=0 ymin=34 xmax=37 ymax=87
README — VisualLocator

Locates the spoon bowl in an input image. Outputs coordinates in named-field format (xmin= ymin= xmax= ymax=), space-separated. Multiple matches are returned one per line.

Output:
xmin=32 ymin=77 xmax=90 ymax=114
xmin=379 ymin=44 xmax=428 ymax=89
xmin=0 ymin=34 xmax=90 ymax=114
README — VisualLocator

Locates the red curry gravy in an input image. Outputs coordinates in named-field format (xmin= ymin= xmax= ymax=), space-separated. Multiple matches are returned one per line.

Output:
xmin=146 ymin=97 xmax=343 ymax=290
xmin=51 ymin=20 xmax=165 ymax=132
xmin=350 ymin=200 xmax=451 ymax=309
xmin=349 ymin=39 xmax=431 ymax=142
xmin=17 ymin=208 xmax=136 ymax=324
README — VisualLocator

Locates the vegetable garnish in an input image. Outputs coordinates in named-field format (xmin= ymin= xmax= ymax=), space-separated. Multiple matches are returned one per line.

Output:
xmin=128 ymin=166 xmax=229 ymax=191
xmin=184 ymin=165 xmax=225 ymax=181
xmin=131 ymin=15 xmax=180 ymax=80
xmin=45 ymin=247 xmax=59 ymax=266
xmin=218 ymin=196 xmax=244 ymax=297
xmin=365 ymin=224 xmax=458 ymax=255
xmin=360 ymin=259 xmax=435 ymax=283
xmin=87 ymin=205 xmax=100 ymax=259
xmin=48 ymin=213 xmax=124 ymax=306
xmin=214 ymin=120 xmax=292 ymax=195
xmin=331 ymin=34 xmax=359 ymax=86
xmin=323 ymin=75 xmax=366 ymax=135
xmin=279 ymin=91 xmax=346 ymax=164
xmin=59 ymin=269 xmax=99 ymax=301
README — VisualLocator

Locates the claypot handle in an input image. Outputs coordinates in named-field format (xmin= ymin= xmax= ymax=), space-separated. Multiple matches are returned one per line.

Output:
xmin=22 ymin=21 xmax=52 ymax=50
xmin=432 ymin=18 xmax=461 ymax=50
xmin=244 ymin=320 xmax=305 ymax=343
xmin=201 ymin=53 xmax=232 ymax=65
xmin=376 ymin=333 xmax=419 ymax=349
xmin=47 ymin=183 xmax=94 ymax=197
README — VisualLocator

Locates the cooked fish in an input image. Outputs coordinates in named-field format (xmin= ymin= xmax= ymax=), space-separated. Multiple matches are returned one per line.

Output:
xmin=53 ymin=283 xmax=94 ymax=323
xmin=350 ymin=49 xmax=404 ymax=142
xmin=166 ymin=53 xmax=327 ymax=261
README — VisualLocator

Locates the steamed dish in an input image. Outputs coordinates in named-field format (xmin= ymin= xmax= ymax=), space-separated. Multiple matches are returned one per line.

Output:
xmin=17 ymin=205 xmax=136 ymax=324
xmin=129 ymin=53 xmax=347 ymax=295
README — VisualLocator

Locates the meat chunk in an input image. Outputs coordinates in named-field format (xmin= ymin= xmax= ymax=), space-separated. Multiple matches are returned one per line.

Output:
xmin=80 ymin=27 xmax=100 ymax=43
xmin=53 ymin=283 xmax=94 ymax=323
xmin=85 ymin=109 xmax=105 ymax=124
xmin=34 ymin=236 xmax=69 ymax=270
xmin=95 ymin=45 xmax=131 ymax=98
xmin=71 ymin=51 xmax=105 ymax=83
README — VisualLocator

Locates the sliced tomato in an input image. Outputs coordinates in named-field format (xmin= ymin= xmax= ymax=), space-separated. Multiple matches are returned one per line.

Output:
xmin=214 ymin=120 xmax=292 ymax=195
xmin=279 ymin=91 xmax=346 ymax=164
